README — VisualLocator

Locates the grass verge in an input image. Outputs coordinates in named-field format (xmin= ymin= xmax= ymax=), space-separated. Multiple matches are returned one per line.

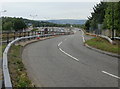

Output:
xmin=0 ymin=44 xmax=7 ymax=57
xmin=8 ymin=45 xmax=34 ymax=87
xmin=85 ymin=37 xmax=119 ymax=54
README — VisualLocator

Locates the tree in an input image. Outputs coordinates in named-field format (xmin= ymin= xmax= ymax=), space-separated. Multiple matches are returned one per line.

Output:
xmin=103 ymin=2 xmax=120 ymax=36
xmin=85 ymin=2 xmax=107 ymax=32
xmin=84 ymin=20 xmax=90 ymax=32
xmin=85 ymin=2 xmax=120 ymax=36
xmin=13 ymin=18 xmax=27 ymax=31
xmin=3 ymin=21 xmax=13 ymax=30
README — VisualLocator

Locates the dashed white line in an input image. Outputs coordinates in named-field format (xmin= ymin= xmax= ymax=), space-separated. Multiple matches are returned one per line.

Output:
xmin=72 ymin=30 xmax=76 ymax=34
xmin=58 ymin=42 xmax=62 ymax=47
xmin=59 ymin=48 xmax=79 ymax=62
xmin=102 ymin=71 xmax=120 ymax=79
xmin=58 ymin=31 xmax=119 ymax=80
xmin=57 ymin=38 xmax=79 ymax=62
xmin=64 ymin=38 xmax=67 ymax=41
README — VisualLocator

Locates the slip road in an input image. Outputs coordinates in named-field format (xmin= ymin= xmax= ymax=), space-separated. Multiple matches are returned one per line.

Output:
xmin=22 ymin=29 xmax=118 ymax=87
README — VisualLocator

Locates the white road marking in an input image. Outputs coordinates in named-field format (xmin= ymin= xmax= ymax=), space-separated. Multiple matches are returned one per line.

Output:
xmin=81 ymin=30 xmax=85 ymax=42
xmin=59 ymin=48 xmax=79 ymax=62
xmin=58 ymin=42 xmax=62 ymax=47
xmin=102 ymin=71 xmax=120 ymax=79
xmin=58 ymin=35 xmax=79 ymax=62
xmin=64 ymin=38 xmax=67 ymax=41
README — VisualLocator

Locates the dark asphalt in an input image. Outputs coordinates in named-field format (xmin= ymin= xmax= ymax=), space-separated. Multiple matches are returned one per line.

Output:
xmin=22 ymin=29 xmax=118 ymax=87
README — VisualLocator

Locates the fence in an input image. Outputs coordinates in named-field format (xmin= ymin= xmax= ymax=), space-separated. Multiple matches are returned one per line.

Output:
xmin=88 ymin=29 xmax=120 ymax=41
xmin=2 ymin=30 xmax=71 ymax=44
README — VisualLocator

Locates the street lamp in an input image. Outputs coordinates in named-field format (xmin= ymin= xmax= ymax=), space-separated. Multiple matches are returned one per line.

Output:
xmin=30 ymin=14 xmax=37 ymax=28
xmin=30 ymin=14 xmax=37 ymax=20
xmin=0 ymin=10 xmax=7 ymax=16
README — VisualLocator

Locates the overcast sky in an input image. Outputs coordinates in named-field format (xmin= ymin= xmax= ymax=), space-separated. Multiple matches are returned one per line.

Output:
xmin=0 ymin=0 xmax=101 ymax=20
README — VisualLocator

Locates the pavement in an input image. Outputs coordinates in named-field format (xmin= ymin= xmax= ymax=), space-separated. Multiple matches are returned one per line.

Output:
xmin=22 ymin=29 xmax=119 ymax=87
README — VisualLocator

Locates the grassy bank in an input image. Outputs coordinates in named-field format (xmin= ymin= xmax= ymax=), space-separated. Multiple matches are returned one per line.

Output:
xmin=0 ymin=44 xmax=7 ymax=57
xmin=85 ymin=37 xmax=119 ymax=54
xmin=8 ymin=45 xmax=34 ymax=87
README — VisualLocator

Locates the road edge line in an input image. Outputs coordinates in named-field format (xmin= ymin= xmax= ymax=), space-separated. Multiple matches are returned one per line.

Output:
xmin=84 ymin=43 xmax=119 ymax=58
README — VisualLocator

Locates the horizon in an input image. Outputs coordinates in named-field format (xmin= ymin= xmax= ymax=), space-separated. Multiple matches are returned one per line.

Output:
xmin=2 ymin=16 xmax=87 ymax=21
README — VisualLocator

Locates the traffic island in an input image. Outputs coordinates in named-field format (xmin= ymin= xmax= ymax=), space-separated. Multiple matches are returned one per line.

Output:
xmin=85 ymin=37 xmax=119 ymax=57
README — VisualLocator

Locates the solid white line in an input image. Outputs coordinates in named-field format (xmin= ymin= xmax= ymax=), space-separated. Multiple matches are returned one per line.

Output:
xmin=59 ymin=48 xmax=79 ymax=62
xmin=58 ymin=42 xmax=62 ymax=46
xmin=102 ymin=71 xmax=120 ymax=79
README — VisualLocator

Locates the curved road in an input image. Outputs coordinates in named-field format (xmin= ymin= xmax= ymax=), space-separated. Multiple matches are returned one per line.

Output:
xmin=22 ymin=29 xmax=118 ymax=87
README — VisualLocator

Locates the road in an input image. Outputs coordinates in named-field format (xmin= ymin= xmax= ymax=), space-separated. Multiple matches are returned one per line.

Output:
xmin=22 ymin=29 xmax=118 ymax=87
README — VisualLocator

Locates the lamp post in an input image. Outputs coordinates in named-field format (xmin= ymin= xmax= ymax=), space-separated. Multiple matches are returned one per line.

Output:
xmin=30 ymin=14 xmax=37 ymax=20
xmin=0 ymin=10 xmax=7 ymax=30
xmin=0 ymin=10 xmax=7 ymax=45
xmin=0 ymin=10 xmax=7 ymax=15
xmin=30 ymin=14 xmax=37 ymax=29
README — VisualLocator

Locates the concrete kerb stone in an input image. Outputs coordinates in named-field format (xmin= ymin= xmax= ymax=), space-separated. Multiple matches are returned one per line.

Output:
xmin=82 ymin=30 xmax=119 ymax=58
xmin=84 ymin=43 xmax=119 ymax=58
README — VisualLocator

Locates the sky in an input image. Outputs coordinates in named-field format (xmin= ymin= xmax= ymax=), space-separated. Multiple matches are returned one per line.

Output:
xmin=0 ymin=0 xmax=101 ymax=20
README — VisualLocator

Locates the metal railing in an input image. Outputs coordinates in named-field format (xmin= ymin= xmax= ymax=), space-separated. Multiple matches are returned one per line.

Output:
xmin=2 ymin=31 xmax=70 ymax=44
xmin=2 ymin=31 xmax=71 ymax=88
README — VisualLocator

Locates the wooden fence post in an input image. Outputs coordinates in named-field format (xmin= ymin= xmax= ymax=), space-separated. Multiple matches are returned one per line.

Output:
xmin=7 ymin=32 xmax=9 ymax=44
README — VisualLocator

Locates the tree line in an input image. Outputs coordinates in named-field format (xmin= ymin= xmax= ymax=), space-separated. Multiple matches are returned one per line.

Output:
xmin=2 ymin=17 xmax=74 ymax=32
xmin=84 ymin=2 xmax=120 ymax=37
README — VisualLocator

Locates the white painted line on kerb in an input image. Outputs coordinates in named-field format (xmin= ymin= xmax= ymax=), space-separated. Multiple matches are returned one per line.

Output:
xmin=102 ymin=71 xmax=120 ymax=79
xmin=82 ymin=35 xmax=85 ymax=43
xmin=58 ymin=41 xmax=62 ymax=47
xmin=59 ymin=48 xmax=79 ymax=62
xmin=81 ymin=30 xmax=85 ymax=42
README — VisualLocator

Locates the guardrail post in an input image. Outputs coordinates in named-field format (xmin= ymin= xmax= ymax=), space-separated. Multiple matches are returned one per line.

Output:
xmin=24 ymin=32 xmax=25 ymax=37
xmin=33 ymin=31 xmax=35 ymax=39
xmin=28 ymin=32 xmax=30 ymax=40
xmin=35 ymin=31 xmax=36 ymax=36
xmin=32 ymin=31 xmax=33 ymax=36
xmin=13 ymin=32 xmax=16 ymax=40
xmin=19 ymin=32 xmax=21 ymax=38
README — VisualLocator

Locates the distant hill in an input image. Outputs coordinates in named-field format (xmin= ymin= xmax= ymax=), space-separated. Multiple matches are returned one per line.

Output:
xmin=41 ymin=19 xmax=86 ymax=25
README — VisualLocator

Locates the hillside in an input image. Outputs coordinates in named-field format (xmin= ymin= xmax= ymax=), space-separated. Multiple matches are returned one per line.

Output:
xmin=43 ymin=19 xmax=86 ymax=25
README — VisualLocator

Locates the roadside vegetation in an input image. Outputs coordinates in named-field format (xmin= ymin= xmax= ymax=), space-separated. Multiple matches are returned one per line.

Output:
xmin=1 ymin=44 xmax=7 ymax=57
xmin=2 ymin=17 xmax=80 ymax=32
xmin=84 ymin=2 xmax=120 ymax=36
xmin=8 ymin=45 xmax=34 ymax=87
xmin=85 ymin=37 xmax=119 ymax=54
xmin=31 ymin=28 xmax=39 ymax=31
